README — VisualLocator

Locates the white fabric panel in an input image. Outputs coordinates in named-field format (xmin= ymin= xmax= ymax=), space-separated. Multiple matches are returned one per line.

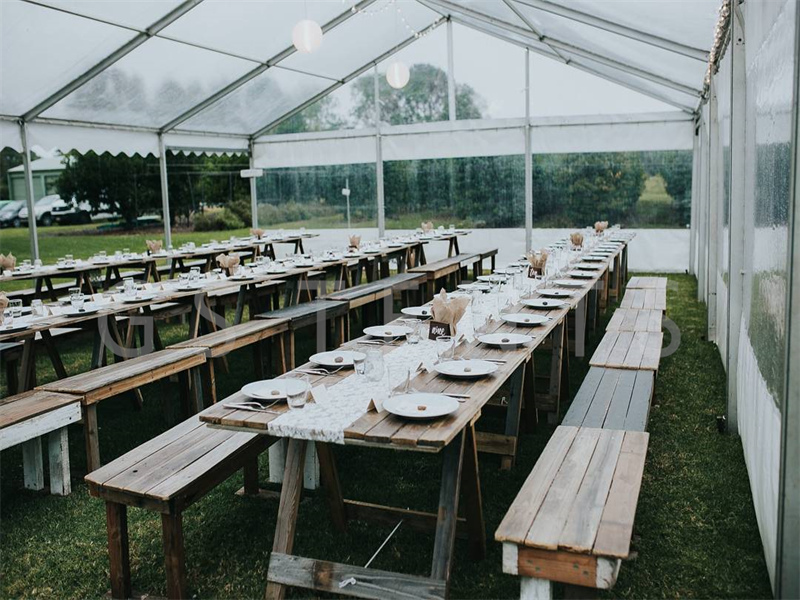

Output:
xmin=0 ymin=119 xmax=22 ymax=151
xmin=254 ymin=132 xmax=376 ymax=168
xmin=26 ymin=122 xmax=158 ymax=157
xmin=164 ymin=132 xmax=248 ymax=156
xmin=382 ymin=124 xmax=525 ymax=161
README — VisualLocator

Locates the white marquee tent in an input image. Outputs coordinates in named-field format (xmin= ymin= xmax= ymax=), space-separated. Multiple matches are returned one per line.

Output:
xmin=0 ymin=1 xmax=797 ymax=595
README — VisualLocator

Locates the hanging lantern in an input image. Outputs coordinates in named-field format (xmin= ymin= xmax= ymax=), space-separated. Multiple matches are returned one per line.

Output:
xmin=292 ymin=19 xmax=323 ymax=54
xmin=386 ymin=61 xmax=410 ymax=89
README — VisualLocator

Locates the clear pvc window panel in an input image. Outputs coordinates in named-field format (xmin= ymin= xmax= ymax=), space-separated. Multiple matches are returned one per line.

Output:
xmin=32 ymin=0 xmax=182 ymax=29
xmin=160 ymin=0 xmax=346 ymax=63
xmin=375 ymin=24 xmax=450 ymax=126
xmin=0 ymin=1 xmax=137 ymax=116
xmin=552 ymin=0 xmax=718 ymax=55
xmin=41 ymin=37 xmax=257 ymax=129
xmin=181 ymin=67 xmax=332 ymax=135
xmin=529 ymin=54 xmax=679 ymax=116
xmin=282 ymin=1 xmax=439 ymax=81
xmin=514 ymin=3 xmax=706 ymax=92
xmin=452 ymin=24 xmax=526 ymax=119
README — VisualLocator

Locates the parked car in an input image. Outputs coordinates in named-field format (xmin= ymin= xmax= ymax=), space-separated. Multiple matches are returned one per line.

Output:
xmin=0 ymin=200 xmax=25 ymax=228
xmin=0 ymin=199 xmax=13 ymax=210
xmin=19 ymin=195 xmax=61 ymax=226
xmin=51 ymin=196 xmax=92 ymax=224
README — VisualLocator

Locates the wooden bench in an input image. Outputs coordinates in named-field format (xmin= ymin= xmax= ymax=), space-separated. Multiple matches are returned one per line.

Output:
xmin=409 ymin=252 xmax=481 ymax=298
xmin=620 ymin=287 xmax=667 ymax=312
xmin=38 ymin=347 xmax=208 ymax=472
xmin=168 ymin=318 xmax=291 ymax=404
xmin=606 ymin=308 xmax=662 ymax=333
xmin=496 ymin=425 xmax=649 ymax=598
xmin=0 ymin=390 xmax=82 ymax=495
xmin=562 ymin=367 xmax=654 ymax=431
xmin=626 ymin=276 xmax=667 ymax=290
xmin=590 ymin=331 xmax=663 ymax=371
xmin=478 ymin=248 xmax=498 ymax=277
xmin=1 ymin=341 xmax=24 ymax=395
xmin=85 ymin=411 xmax=276 ymax=599
xmin=255 ymin=299 xmax=349 ymax=369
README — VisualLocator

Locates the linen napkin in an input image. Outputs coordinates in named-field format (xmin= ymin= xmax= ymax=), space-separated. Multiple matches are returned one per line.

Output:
xmin=250 ymin=228 xmax=265 ymax=239
xmin=570 ymin=232 xmax=584 ymax=248
xmin=146 ymin=239 xmax=163 ymax=253
xmin=594 ymin=221 xmax=608 ymax=234
xmin=216 ymin=253 xmax=240 ymax=275
xmin=431 ymin=289 xmax=470 ymax=337
xmin=0 ymin=292 xmax=7 ymax=324
xmin=0 ymin=253 xmax=16 ymax=270
xmin=421 ymin=221 xmax=434 ymax=233
xmin=348 ymin=234 xmax=361 ymax=249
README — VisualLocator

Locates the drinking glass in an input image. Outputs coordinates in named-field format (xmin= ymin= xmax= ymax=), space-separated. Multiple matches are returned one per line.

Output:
xmin=353 ymin=353 xmax=367 ymax=376
xmin=65 ymin=254 xmax=74 ymax=263
xmin=190 ymin=266 xmax=201 ymax=281
xmin=407 ymin=320 xmax=422 ymax=345
xmin=70 ymin=291 xmax=85 ymax=312
xmin=22 ymin=259 xmax=31 ymax=270
xmin=123 ymin=277 xmax=135 ymax=296
xmin=34 ymin=259 xmax=42 ymax=268
xmin=31 ymin=299 xmax=44 ymax=317
xmin=9 ymin=299 xmax=23 ymax=320
xmin=363 ymin=349 xmax=385 ymax=382
xmin=436 ymin=335 xmax=454 ymax=362
xmin=286 ymin=374 xmax=310 ymax=410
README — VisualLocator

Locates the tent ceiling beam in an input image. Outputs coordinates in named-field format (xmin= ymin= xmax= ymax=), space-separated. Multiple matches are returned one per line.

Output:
xmin=250 ymin=17 xmax=447 ymax=141
xmin=444 ymin=15 xmax=695 ymax=115
xmin=512 ymin=0 xmax=709 ymax=62
xmin=159 ymin=0 xmax=380 ymax=134
xmin=423 ymin=0 xmax=702 ymax=97
xmin=20 ymin=0 xmax=205 ymax=121
xmin=500 ymin=0 xmax=568 ymax=62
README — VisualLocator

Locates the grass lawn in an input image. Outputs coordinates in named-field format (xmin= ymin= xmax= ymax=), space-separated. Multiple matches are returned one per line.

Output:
xmin=0 ymin=274 xmax=771 ymax=599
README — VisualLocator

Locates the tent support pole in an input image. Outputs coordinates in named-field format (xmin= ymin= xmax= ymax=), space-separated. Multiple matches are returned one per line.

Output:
xmin=249 ymin=139 xmax=258 ymax=229
xmin=706 ymin=78 xmax=719 ymax=343
xmin=726 ymin=6 xmax=746 ymax=436
xmin=776 ymin=0 xmax=800 ymax=595
xmin=158 ymin=134 xmax=172 ymax=249
xmin=689 ymin=122 xmax=699 ymax=275
xmin=447 ymin=19 xmax=457 ymax=121
xmin=19 ymin=121 xmax=40 ymax=261
xmin=524 ymin=50 xmax=532 ymax=252
xmin=374 ymin=66 xmax=385 ymax=237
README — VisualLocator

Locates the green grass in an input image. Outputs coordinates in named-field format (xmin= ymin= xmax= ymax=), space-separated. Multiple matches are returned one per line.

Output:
xmin=0 ymin=274 xmax=771 ymax=598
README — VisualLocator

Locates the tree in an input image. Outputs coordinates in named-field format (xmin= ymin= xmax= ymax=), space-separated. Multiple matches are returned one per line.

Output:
xmin=657 ymin=150 xmax=693 ymax=225
xmin=0 ymin=148 xmax=25 ymax=199
xmin=350 ymin=63 xmax=485 ymax=125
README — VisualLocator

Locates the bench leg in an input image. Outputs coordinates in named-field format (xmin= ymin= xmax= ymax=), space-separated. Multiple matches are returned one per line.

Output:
xmin=430 ymin=431 xmax=465 ymax=593
xmin=22 ymin=438 xmax=44 ymax=491
xmin=106 ymin=502 xmax=132 ymax=600
xmin=521 ymin=577 xmax=553 ymax=599
xmin=83 ymin=404 xmax=101 ymax=473
xmin=243 ymin=457 xmax=260 ymax=495
xmin=462 ymin=424 xmax=486 ymax=560
xmin=48 ymin=428 xmax=71 ymax=495
xmin=316 ymin=443 xmax=347 ymax=533
xmin=161 ymin=512 xmax=187 ymax=600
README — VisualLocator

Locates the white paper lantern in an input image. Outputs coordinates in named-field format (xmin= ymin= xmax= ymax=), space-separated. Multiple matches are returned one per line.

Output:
xmin=292 ymin=19 xmax=323 ymax=54
xmin=386 ymin=61 xmax=410 ymax=89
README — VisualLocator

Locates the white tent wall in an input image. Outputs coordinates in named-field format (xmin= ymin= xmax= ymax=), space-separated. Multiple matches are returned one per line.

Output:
xmin=694 ymin=0 xmax=799 ymax=592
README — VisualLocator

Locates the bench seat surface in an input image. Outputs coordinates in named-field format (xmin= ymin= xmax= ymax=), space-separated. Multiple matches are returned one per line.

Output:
xmin=85 ymin=411 xmax=269 ymax=505
xmin=626 ymin=276 xmax=667 ymax=290
xmin=606 ymin=308 xmax=662 ymax=333
xmin=590 ymin=330 xmax=663 ymax=371
xmin=0 ymin=390 xmax=82 ymax=450
xmin=562 ymin=367 xmax=654 ymax=431
xmin=38 ymin=347 xmax=207 ymax=402
xmin=256 ymin=299 xmax=349 ymax=323
xmin=496 ymin=425 xmax=648 ymax=560
xmin=168 ymin=318 xmax=289 ymax=355
xmin=409 ymin=253 xmax=479 ymax=275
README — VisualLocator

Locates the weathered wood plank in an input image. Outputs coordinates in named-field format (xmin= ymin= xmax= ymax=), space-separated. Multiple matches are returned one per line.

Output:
xmin=603 ymin=370 xmax=637 ymax=430
xmin=640 ymin=332 xmax=664 ymax=371
xmin=562 ymin=368 xmax=605 ymax=427
xmin=581 ymin=370 xmax=620 ymax=429
xmin=623 ymin=372 xmax=654 ymax=432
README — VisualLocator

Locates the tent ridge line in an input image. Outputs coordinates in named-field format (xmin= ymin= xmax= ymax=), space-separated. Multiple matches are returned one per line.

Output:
xmin=158 ymin=0 xmax=380 ymax=134
xmin=249 ymin=16 xmax=447 ymax=141
xmin=21 ymin=0 xmax=205 ymax=122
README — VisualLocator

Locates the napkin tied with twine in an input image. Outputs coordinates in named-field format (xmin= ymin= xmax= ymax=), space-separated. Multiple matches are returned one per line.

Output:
xmin=570 ymin=232 xmax=584 ymax=248
xmin=594 ymin=221 xmax=608 ymax=234
xmin=421 ymin=221 xmax=434 ymax=233
xmin=146 ymin=239 xmax=162 ymax=253
xmin=250 ymin=228 xmax=265 ymax=239
xmin=431 ymin=289 xmax=469 ymax=337
xmin=0 ymin=253 xmax=17 ymax=270
xmin=0 ymin=292 xmax=7 ymax=325
xmin=348 ymin=234 xmax=361 ymax=249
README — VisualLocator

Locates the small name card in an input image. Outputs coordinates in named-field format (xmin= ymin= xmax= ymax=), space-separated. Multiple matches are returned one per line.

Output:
xmin=428 ymin=321 xmax=451 ymax=340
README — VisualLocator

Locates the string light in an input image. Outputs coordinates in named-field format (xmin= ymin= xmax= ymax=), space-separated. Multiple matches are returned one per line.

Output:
xmin=348 ymin=0 xmax=437 ymax=39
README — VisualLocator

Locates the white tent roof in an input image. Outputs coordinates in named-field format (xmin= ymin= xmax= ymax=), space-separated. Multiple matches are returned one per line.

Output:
xmin=0 ymin=0 xmax=720 ymax=154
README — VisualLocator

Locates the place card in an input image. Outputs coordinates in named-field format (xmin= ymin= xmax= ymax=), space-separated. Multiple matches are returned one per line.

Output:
xmin=311 ymin=384 xmax=330 ymax=406
xmin=428 ymin=321 xmax=451 ymax=340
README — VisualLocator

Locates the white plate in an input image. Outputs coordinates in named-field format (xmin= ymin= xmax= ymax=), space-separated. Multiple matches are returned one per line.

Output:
xmin=553 ymin=279 xmax=587 ymax=288
xmin=477 ymin=332 xmax=533 ymax=346
xmin=65 ymin=307 xmax=100 ymax=317
xmin=522 ymin=298 xmax=567 ymax=310
xmin=123 ymin=293 xmax=157 ymax=303
xmin=567 ymin=270 xmax=595 ymax=279
xmin=0 ymin=323 xmax=30 ymax=334
xmin=241 ymin=379 xmax=307 ymax=401
xmin=230 ymin=275 xmax=254 ymax=281
xmin=383 ymin=393 xmax=459 ymax=420
xmin=575 ymin=263 xmax=603 ymax=270
xmin=537 ymin=288 xmax=575 ymax=298
xmin=266 ymin=268 xmax=288 ymax=274
xmin=309 ymin=350 xmax=366 ymax=368
xmin=401 ymin=306 xmax=433 ymax=318
xmin=583 ymin=256 xmax=607 ymax=262
xmin=502 ymin=313 xmax=551 ymax=326
xmin=364 ymin=249 xmax=382 ymax=254
xmin=457 ymin=282 xmax=490 ymax=291
xmin=477 ymin=274 xmax=507 ymax=283
xmin=434 ymin=359 xmax=498 ymax=379
xmin=364 ymin=325 xmax=411 ymax=339
xmin=387 ymin=243 xmax=404 ymax=248
xmin=343 ymin=252 xmax=362 ymax=258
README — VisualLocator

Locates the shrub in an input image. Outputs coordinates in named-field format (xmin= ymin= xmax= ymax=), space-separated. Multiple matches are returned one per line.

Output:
xmin=193 ymin=208 xmax=245 ymax=231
